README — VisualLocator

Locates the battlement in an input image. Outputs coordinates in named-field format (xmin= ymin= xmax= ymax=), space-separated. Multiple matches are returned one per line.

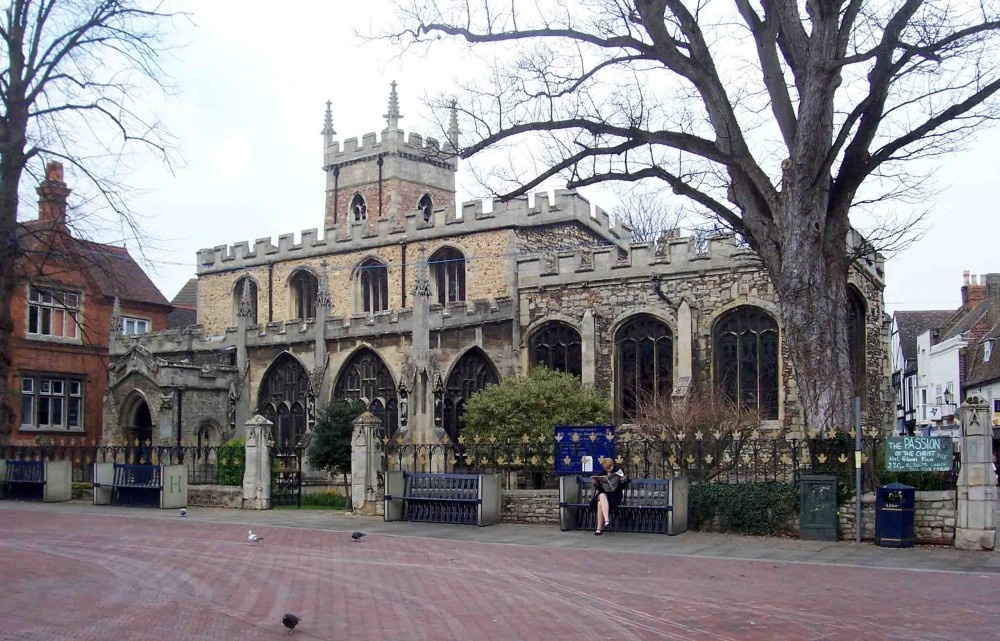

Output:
xmin=325 ymin=129 xmax=447 ymax=164
xmin=197 ymin=189 xmax=631 ymax=273
xmin=113 ymin=298 xmax=515 ymax=355
xmin=517 ymin=233 xmax=757 ymax=286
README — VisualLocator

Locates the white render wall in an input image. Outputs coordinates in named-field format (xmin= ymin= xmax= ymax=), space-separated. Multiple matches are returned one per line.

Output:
xmin=916 ymin=330 xmax=965 ymax=431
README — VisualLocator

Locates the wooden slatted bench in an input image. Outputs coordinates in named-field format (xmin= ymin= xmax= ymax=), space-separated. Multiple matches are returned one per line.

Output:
xmin=559 ymin=475 xmax=688 ymax=535
xmin=384 ymin=471 xmax=501 ymax=526
xmin=93 ymin=462 xmax=188 ymax=509
xmin=0 ymin=460 xmax=72 ymax=502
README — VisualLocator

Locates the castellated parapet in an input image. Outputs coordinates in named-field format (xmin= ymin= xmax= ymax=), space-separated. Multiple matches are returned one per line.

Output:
xmin=196 ymin=189 xmax=630 ymax=275
xmin=117 ymin=297 xmax=515 ymax=346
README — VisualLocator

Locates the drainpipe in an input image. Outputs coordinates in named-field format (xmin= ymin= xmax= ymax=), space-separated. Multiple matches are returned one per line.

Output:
xmin=267 ymin=262 xmax=274 ymax=323
xmin=401 ymin=240 xmax=408 ymax=309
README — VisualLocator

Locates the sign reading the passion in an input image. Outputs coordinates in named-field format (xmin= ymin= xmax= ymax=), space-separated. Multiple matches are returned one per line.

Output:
xmin=553 ymin=425 xmax=616 ymax=475
xmin=885 ymin=436 xmax=954 ymax=472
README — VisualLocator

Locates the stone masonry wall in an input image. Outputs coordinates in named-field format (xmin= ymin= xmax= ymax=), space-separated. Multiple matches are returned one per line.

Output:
xmin=838 ymin=491 xmax=956 ymax=545
xmin=197 ymin=230 xmax=514 ymax=335
xmin=189 ymin=485 xmax=243 ymax=509
xmin=502 ymin=489 xmax=560 ymax=525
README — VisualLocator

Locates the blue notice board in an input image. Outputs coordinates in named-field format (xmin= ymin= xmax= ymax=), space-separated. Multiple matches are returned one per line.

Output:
xmin=554 ymin=425 xmax=616 ymax=475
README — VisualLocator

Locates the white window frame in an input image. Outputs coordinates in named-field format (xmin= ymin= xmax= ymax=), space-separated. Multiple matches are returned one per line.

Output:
xmin=27 ymin=286 xmax=80 ymax=341
xmin=122 ymin=316 xmax=150 ymax=336
xmin=19 ymin=374 xmax=84 ymax=432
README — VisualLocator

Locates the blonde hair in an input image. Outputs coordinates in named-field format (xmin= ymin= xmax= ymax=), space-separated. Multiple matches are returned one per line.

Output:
xmin=600 ymin=457 xmax=615 ymax=472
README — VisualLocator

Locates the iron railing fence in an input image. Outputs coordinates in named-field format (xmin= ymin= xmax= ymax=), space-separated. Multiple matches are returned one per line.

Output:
xmin=0 ymin=444 xmax=242 ymax=486
xmin=383 ymin=433 xmax=955 ymax=491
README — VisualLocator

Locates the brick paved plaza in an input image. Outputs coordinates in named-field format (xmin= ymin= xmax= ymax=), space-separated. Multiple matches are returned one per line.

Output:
xmin=0 ymin=504 xmax=997 ymax=640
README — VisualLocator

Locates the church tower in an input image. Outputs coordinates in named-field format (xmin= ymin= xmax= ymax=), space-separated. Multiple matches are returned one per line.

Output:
xmin=322 ymin=82 xmax=458 ymax=231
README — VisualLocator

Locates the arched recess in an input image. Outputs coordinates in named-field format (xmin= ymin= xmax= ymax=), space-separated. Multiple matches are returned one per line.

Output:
xmin=847 ymin=285 xmax=867 ymax=401
xmin=351 ymin=193 xmax=367 ymax=222
xmin=428 ymin=246 xmax=466 ymax=306
xmin=614 ymin=314 xmax=674 ymax=422
xmin=332 ymin=347 xmax=398 ymax=439
xmin=120 ymin=390 xmax=154 ymax=445
xmin=196 ymin=419 xmax=223 ymax=449
xmin=443 ymin=348 xmax=500 ymax=442
xmin=232 ymin=275 xmax=258 ymax=325
xmin=713 ymin=305 xmax=780 ymax=420
xmin=528 ymin=321 xmax=582 ymax=377
xmin=258 ymin=352 xmax=311 ymax=449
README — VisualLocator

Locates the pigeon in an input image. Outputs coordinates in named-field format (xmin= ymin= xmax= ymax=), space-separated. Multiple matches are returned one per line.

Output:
xmin=179 ymin=508 xmax=187 ymax=517
xmin=282 ymin=613 xmax=300 ymax=633
xmin=351 ymin=531 xmax=366 ymax=542
xmin=248 ymin=529 xmax=262 ymax=543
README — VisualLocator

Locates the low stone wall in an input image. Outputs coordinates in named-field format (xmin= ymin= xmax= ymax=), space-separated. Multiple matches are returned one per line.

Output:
xmin=189 ymin=484 xmax=242 ymax=509
xmin=502 ymin=489 xmax=559 ymax=525
xmin=838 ymin=490 xmax=956 ymax=545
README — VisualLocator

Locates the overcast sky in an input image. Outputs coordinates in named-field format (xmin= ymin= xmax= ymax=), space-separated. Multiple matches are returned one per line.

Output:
xmin=103 ymin=1 xmax=1000 ymax=315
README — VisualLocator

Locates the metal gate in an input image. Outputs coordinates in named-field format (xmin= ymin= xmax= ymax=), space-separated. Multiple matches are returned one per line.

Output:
xmin=271 ymin=447 xmax=302 ymax=508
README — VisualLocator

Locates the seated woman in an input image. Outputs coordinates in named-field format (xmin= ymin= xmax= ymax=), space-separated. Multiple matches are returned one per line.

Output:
xmin=589 ymin=456 xmax=626 ymax=535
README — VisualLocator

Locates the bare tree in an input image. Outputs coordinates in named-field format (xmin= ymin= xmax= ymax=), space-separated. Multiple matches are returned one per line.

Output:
xmin=389 ymin=0 xmax=1000 ymax=431
xmin=0 ymin=0 xmax=180 ymax=434
xmin=611 ymin=187 xmax=687 ymax=243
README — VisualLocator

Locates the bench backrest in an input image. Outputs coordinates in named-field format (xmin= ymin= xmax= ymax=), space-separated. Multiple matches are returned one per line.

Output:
xmin=5 ymin=460 xmax=44 ymax=482
xmin=114 ymin=463 xmax=161 ymax=487
xmin=574 ymin=476 xmax=673 ymax=507
xmin=403 ymin=472 xmax=480 ymax=500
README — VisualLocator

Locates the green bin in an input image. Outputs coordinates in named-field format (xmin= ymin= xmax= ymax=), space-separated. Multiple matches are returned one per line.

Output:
xmin=800 ymin=475 xmax=838 ymax=541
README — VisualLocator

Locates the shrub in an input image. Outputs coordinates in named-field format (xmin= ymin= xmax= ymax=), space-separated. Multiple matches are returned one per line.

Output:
xmin=688 ymin=482 xmax=800 ymax=536
xmin=217 ymin=439 xmax=245 ymax=486
xmin=462 ymin=367 xmax=610 ymax=442
xmin=301 ymin=492 xmax=348 ymax=509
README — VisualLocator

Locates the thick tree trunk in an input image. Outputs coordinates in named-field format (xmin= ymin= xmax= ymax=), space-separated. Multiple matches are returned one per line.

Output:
xmin=0 ymin=154 xmax=25 ymax=437
xmin=772 ymin=227 xmax=855 ymax=433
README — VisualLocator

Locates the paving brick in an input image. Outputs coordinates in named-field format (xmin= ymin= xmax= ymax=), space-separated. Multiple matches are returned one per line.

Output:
xmin=0 ymin=507 xmax=997 ymax=640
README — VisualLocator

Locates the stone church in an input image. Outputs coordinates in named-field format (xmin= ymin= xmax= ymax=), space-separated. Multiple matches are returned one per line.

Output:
xmin=103 ymin=83 xmax=889 ymax=450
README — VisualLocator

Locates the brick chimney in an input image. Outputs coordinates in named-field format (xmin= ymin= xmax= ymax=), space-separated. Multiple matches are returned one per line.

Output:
xmin=36 ymin=161 xmax=71 ymax=227
xmin=961 ymin=270 xmax=988 ymax=309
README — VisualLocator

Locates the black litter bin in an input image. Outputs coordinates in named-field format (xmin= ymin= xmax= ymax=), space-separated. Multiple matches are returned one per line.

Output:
xmin=875 ymin=482 xmax=915 ymax=548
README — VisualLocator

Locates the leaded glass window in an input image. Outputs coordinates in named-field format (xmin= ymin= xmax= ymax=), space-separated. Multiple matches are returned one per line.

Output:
xmin=529 ymin=322 xmax=582 ymax=377
xmin=290 ymin=270 xmax=317 ymax=320
xmin=429 ymin=247 xmax=465 ymax=305
xmin=258 ymin=353 xmax=312 ymax=449
xmin=358 ymin=258 xmax=389 ymax=314
xmin=333 ymin=348 xmax=397 ymax=438
xmin=714 ymin=306 xmax=779 ymax=420
xmin=615 ymin=315 xmax=673 ymax=421
xmin=443 ymin=349 xmax=499 ymax=441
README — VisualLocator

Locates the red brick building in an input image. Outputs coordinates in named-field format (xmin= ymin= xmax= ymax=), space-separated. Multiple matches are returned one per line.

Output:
xmin=5 ymin=162 xmax=171 ymax=445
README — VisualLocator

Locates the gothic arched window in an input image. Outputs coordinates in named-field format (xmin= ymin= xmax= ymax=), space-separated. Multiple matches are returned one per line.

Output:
xmin=429 ymin=247 xmax=466 ymax=306
xmin=232 ymin=276 xmax=258 ymax=325
xmin=333 ymin=348 xmax=397 ymax=438
xmin=289 ymin=270 xmax=318 ymax=320
xmin=713 ymin=306 xmax=779 ymax=420
xmin=258 ymin=353 xmax=311 ymax=449
xmin=417 ymin=193 xmax=433 ymax=223
xmin=350 ymin=193 xmax=367 ymax=222
xmin=847 ymin=286 xmax=866 ymax=399
xmin=615 ymin=315 xmax=673 ymax=421
xmin=443 ymin=348 xmax=499 ymax=441
xmin=357 ymin=258 xmax=389 ymax=314
xmin=529 ymin=322 xmax=582 ymax=377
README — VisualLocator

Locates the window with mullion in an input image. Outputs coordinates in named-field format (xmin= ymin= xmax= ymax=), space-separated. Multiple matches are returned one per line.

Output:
xmin=27 ymin=287 xmax=80 ymax=339
xmin=713 ymin=306 xmax=779 ymax=419
xmin=19 ymin=374 xmax=83 ymax=430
